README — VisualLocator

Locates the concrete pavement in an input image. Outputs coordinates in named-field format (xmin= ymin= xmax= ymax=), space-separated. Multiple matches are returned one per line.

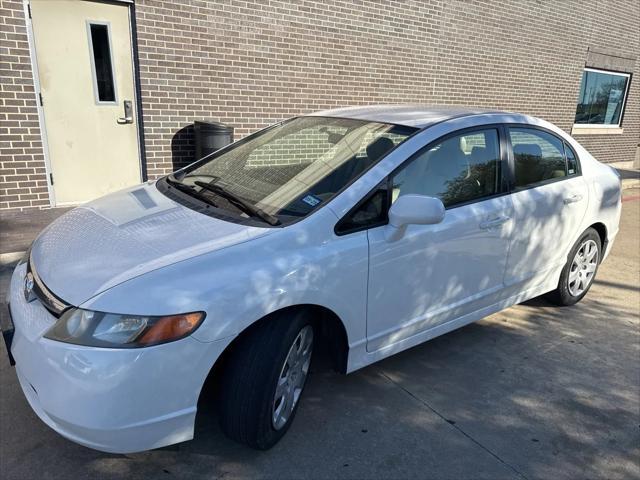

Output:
xmin=0 ymin=207 xmax=71 ymax=259
xmin=0 ymin=190 xmax=638 ymax=480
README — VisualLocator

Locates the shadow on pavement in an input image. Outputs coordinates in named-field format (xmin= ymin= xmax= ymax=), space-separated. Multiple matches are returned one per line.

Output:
xmin=0 ymin=203 xmax=638 ymax=480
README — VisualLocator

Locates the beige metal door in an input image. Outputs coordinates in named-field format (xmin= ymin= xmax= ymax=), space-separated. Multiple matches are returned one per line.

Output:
xmin=30 ymin=0 xmax=141 ymax=205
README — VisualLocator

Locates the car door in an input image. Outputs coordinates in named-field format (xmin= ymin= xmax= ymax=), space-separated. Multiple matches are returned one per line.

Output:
xmin=503 ymin=127 xmax=589 ymax=289
xmin=364 ymin=127 xmax=514 ymax=352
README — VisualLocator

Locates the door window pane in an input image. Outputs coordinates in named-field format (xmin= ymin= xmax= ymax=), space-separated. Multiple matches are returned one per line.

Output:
xmin=391 ymin=129 xmax=501 ymax=207
xmin=574 ymin=69 xmax=630 ymax=126
xmin=509 ymin=128 xmax=566 ymax=188
xmin=89 ymin=23 xmax=116 ymax=102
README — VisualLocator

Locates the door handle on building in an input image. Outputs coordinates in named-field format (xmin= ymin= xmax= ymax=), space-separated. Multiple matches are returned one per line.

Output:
xmin=563 ymin=193 xmax=583 ymax=205
xmin=479 ymin=216 xmax=510 ymax=230
xmin=117 ymin=100 xmax=134 ymax=124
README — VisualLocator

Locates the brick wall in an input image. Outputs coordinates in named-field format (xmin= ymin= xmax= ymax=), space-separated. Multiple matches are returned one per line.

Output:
xmin=1 ymin=0 xmax=639 ymax=210
xmin=572 ymin=1 xmax=640 ymax=165
xmin=0 ymin=0 xmax=48 ymax=210
xmin=135 ymin=0 xmax=639 ymax=179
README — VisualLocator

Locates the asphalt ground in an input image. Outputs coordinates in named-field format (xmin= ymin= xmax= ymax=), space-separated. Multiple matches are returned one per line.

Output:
xmin=1 ymin=189 xmax=638 ymax=480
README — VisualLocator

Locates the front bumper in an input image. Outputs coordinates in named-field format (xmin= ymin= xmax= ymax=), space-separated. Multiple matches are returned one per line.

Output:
xmin=7 ymin=263 xmax=231 ymax=453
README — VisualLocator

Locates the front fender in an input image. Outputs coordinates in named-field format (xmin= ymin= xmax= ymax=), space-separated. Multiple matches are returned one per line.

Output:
xmin=82 ymin=209 xmax=369 ymax=347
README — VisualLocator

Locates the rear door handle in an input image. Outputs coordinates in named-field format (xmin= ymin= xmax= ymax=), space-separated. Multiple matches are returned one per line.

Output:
xmin=563 ymin=193 xmax=583 ymax=205
xmin=479 ymin=216 xmax=510 ymax=230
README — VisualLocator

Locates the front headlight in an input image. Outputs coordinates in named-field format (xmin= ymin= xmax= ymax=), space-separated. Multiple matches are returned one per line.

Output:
xmin=43 ymin=309 xmax=205 ymax=348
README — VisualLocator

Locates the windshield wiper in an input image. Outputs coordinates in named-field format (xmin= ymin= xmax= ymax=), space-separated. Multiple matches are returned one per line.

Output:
xmin=166 ymin=176 xmax=219 ymax=208
xmin=194 ymin=181 xmax=280 ymax=226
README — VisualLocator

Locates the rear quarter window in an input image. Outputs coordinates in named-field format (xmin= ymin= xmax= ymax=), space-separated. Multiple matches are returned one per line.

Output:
xmin=564 ymin=142 xmax=580 ymax=176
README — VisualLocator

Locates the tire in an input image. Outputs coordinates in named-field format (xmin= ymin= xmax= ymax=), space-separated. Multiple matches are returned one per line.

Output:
xmin=218 ymin=311 xmax=314 ymax=449
xmin=546 ymin=227 xmax=601 ymax=306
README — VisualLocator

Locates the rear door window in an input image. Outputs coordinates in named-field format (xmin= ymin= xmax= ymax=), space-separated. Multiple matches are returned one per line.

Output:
xmin=509 ymin=128 xmax=567 ymax=189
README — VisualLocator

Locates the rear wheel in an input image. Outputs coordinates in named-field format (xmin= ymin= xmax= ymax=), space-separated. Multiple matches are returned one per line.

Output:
xmin=546 ymin=227 xmax=601 ymax=306
xmin=218 ymin=311 xmax=314 ymax=449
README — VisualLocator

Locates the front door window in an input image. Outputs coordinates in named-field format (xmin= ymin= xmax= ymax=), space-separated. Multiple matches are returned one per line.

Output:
xmin=391 ymin=129 xmax=501 ymax=206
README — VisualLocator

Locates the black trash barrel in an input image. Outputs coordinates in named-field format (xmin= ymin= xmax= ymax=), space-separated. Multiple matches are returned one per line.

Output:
xmin=194 ymin=119 xmax=234 ymax=159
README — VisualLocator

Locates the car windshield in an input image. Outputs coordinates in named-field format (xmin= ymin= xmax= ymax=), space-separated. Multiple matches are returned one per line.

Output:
xmin=167 ymin=116 xmax=416 ymax=224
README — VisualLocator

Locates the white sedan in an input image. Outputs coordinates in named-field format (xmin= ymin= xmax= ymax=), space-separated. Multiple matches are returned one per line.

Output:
xmin=3 ymin=105 xmax=621 ymax=452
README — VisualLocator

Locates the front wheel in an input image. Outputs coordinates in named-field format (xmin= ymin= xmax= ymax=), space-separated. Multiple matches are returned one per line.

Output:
xmin=218 ymin=311 xmax=314 ymax=449
xmin=546 ymin=227 xmax=601 ymax=306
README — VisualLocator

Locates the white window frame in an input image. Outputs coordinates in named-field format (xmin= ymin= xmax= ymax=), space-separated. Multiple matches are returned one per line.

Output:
xmin=573 ymin=67 xmax=631 ymax=130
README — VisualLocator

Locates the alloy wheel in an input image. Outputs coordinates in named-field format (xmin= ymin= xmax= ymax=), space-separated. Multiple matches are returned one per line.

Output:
xmin=567 ymin=239 xmax=599 ymax=297
xmin=272 ymin=325 xmax=313 ymax=430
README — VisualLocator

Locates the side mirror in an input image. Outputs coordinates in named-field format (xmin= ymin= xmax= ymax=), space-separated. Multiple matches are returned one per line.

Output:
xmin=385 ymin=194 xmax=445 ymax=241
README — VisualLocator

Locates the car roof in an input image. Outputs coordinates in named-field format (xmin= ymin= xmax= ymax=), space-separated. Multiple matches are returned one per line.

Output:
xmin=307 ymin=104 xmax=514 ymax=128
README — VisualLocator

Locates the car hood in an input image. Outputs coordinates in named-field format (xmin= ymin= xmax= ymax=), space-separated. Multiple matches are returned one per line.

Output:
xmin=29 ymin=182 xmax=272 ymax=306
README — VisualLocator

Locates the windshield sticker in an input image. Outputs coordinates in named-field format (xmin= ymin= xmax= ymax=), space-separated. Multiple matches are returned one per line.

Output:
xmin=302 ymin=195 xmax=321 ymax=207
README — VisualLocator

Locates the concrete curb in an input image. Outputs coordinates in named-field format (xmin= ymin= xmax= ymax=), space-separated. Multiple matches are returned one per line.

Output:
xmin=610 ymin=161 xmax=640 ymax=190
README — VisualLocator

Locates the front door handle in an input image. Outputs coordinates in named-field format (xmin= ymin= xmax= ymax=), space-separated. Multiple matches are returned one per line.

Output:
xmin=563 ymin=193 xmax=583 ymax=205
xmin=117 ymin=100 xmax=134 ymax=124
xmin=479 ymin=216 xmax=510 ymax=230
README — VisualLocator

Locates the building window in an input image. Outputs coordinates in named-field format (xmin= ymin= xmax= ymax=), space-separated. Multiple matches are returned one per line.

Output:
xmin=87 ymin=22 xmax=117 ymax=103
xmin=574 ymin=68 xmax=630 ymax=127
